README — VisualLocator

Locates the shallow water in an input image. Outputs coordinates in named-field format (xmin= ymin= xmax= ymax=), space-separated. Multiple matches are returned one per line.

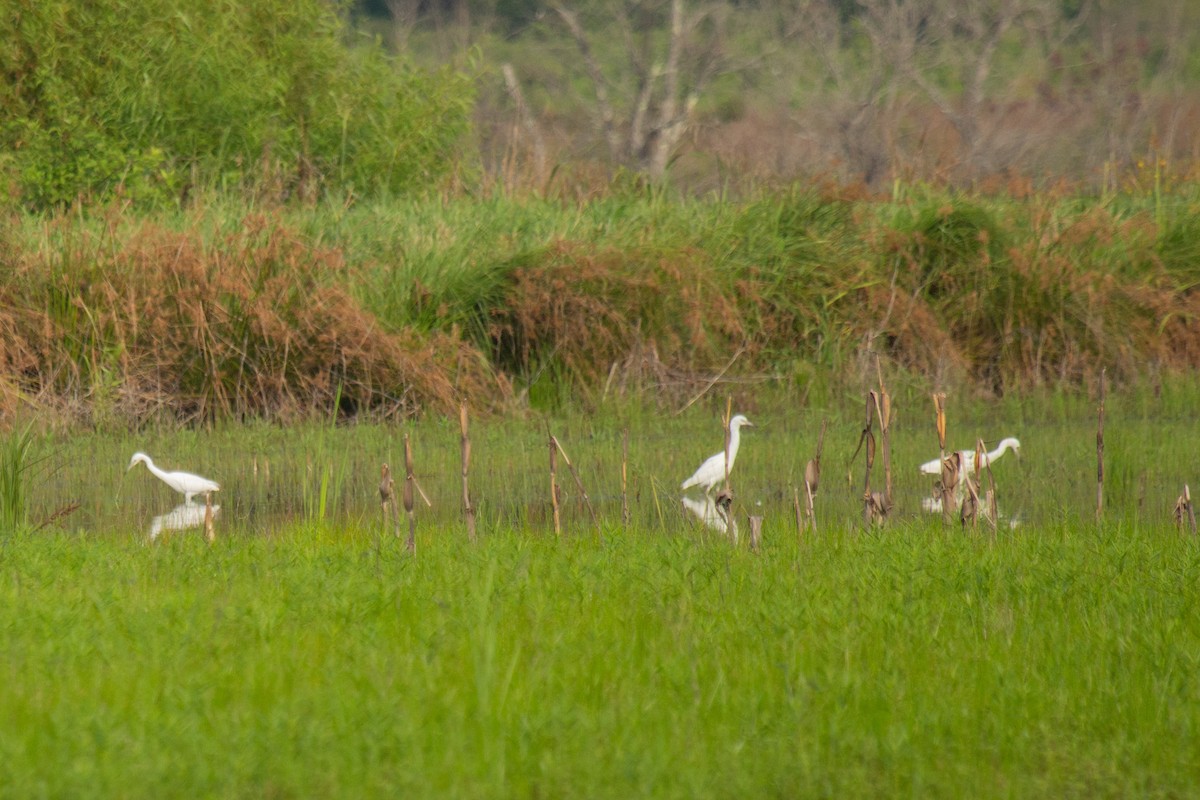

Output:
xmin=23 ymin=400 xmax=1192 ymax=540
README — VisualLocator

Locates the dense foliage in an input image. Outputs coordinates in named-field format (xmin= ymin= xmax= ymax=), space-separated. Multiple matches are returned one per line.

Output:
xmin=0 ymin=0 xmax=473 ymax=209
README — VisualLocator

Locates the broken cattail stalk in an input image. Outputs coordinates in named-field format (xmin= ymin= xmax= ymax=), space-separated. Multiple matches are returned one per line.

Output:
xmin=959 ymin=445 xmax=981 ymax=530
xmin=379 ymin=462 xmax=398 ymax=538
xmin=748 ymin=514 xmax=763 ymax=553
xmin=1096 ymin=368 xmax=1106 ymax=522
xmin=549 ymin=436 xmax=561 ymax=536
xmin=979 ymin=438 xmax=999 ymax=533
xmin=940 ymin=452 xmax=961 ymax=525
xmin=860 ymin=391 xmax=880 ymax=527
xmin=959 ymin=475 xmax=979 ymax=529
xmin=403 ymin=435 xmax=416 ymax=554
xmin=459 ymin=404 xmax=477 ymax=542
xmin=866 ymin=492 xmax=887 ymax=525
xmin=551 ymin=435 xmax=600 ymax=535
xmin=804 ymin=462 xmax=818 ymax=531
xmin=875 ymin=358 xmax=893 ymax=509
xmin=1174 ymin=485 xmax=1196 ymax=534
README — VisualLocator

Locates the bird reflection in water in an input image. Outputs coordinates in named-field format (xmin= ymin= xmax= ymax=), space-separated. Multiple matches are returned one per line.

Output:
xmin=149 ymin=500 xmax=220 ymax=541
xmin=681 ymin=495 xmax=738 ymax=542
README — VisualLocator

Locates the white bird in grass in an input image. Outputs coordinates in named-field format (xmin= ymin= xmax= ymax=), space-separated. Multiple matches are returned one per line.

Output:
xmin=127 ymin=452 xmax=220 ymax=503
xmin=919 ymin=437 xmax=1021 ymax=476
xmin=681 ymin=414 xmax=754 ymax=495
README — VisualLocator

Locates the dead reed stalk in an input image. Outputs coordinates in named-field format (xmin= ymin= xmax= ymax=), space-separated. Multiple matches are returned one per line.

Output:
xmin=748 ymin=514 xmax=763 ymax=553
xmin=932 ymin=392 xmax=959 ymax=524
xmin=459 ymin=404 xmax=477 ymax=542
xmin=853 ymin=391 xmax=888 ymax=526
xmin=1174 ymin=485 xmax=1197 ymax=534
xmin=403 ymin=435 xmax=416 ymax=554
xmin=549 ymin=436 xmax=561 ymax=536
xmin=875 ymin=359 xmax=893 ymax=510
xmin=551 ymin=434 xmax=601 ymax=535
xmin=379 ymin=462 xmax=398 ymax=538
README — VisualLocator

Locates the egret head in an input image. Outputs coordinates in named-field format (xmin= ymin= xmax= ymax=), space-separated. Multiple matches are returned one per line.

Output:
xmin=127 ymin=452 xmax=150 ymax=471
xmin=1004 ymin=437 xmax=1021 ymax=461
xmin=731 ymin=414 xmax=754 ymax=430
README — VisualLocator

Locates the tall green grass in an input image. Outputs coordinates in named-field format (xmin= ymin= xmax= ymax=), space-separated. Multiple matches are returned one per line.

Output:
xmin=0 ymin=426 xmax=35 ymax=533
xmin=0 ymin=522 xmax=1197 ymax=797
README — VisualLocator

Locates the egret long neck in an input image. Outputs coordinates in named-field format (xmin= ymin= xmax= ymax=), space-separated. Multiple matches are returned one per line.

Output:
xmin=143 ymin=457 xmax=170 ymax=483
xmin=725 ymin=425 xmax=742 ymax=473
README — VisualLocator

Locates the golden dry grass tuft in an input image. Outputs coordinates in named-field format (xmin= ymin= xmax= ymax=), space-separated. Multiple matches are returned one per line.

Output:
xmin=1 ymin=215 xmax=508 ymax=424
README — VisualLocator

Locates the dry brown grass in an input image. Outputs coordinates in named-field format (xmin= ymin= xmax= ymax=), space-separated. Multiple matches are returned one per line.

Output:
xmin=1 ymin=215 xmax=509 ymax=425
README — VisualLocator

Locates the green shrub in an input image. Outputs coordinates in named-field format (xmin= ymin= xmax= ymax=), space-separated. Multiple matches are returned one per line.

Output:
xmin=0 ymin=0 xmax=472 ymax=209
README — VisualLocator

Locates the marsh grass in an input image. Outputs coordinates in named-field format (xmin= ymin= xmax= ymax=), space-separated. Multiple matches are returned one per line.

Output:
xmin=1 ymin=519 xmax=1197 ymax=797
xmin=7 ymin=390 xmax=1200 ymax=795
xmin=7 ymin=183 xmax=1200 ymax=425
xmin=0 ymin=425 xmax=36 ymax=532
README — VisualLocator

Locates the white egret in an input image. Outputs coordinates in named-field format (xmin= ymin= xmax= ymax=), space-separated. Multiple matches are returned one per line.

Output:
xmin=127 ymin=452 xmax=220 ymax=503
xmin=919 ymin=437 xmax=1021 ymax=476
xmin=681 ymin=414 xmax=754 ymax=494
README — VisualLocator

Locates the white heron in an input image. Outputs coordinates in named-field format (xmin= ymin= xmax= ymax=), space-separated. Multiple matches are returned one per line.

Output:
xmin=919 ymin=437 xmax=1021 ymax=476
xmin=681 ymin=414 xmax=754 ymax=495
xmin=127 ymin=452 xmax=220 ymax=503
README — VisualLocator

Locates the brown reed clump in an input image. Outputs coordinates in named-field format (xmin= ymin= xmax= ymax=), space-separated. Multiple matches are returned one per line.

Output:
xmin=488 ymin=241 xmax=745 ymax=395
xmin=1 ymin=215 xmax=509 ymax=424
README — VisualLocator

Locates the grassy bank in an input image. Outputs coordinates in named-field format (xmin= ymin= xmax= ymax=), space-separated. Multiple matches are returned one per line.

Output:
xmin=4 ymin=181 xmax=1200 ymax=426
xmin=1 ymin=524 xmax=1197 ymax=797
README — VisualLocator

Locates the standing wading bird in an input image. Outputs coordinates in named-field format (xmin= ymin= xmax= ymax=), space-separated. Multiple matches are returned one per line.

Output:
xmin=127 ymin=452 xmax=220 ymax=503
xmin=918 ymin=437 xmax=1021 ymax=476
xmin=681 ymin=414 xmax=754 ymax=495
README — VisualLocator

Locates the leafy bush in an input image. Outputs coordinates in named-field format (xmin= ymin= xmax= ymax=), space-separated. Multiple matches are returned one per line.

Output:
xmin=0 ymin=0 xmax=472 ymax=209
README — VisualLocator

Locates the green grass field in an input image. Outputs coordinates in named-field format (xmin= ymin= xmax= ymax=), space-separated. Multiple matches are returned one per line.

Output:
xmin=2 ymin=523 xmax=1197 ymax=797
xmin=3 ymin=390 xmax=1200 ymax=797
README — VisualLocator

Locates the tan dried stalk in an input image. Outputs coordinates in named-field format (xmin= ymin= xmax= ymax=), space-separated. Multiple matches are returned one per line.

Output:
xmin=748 ymin=515 xmax=763 ymax=553
xmin=549 ymin=436 xmax=561 ymax=536
xmin=403 ymin=435 xmax=416 ymax=554
xmin=551 ymin=434 xmax=600 ymax=535
xmin=1174 ymin=485 xmax=1196 ymax=535
xmin=459 ymin=404 xmax=477 ymax=543
xmin=379 ymin=462 xmax=397 ymax=538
